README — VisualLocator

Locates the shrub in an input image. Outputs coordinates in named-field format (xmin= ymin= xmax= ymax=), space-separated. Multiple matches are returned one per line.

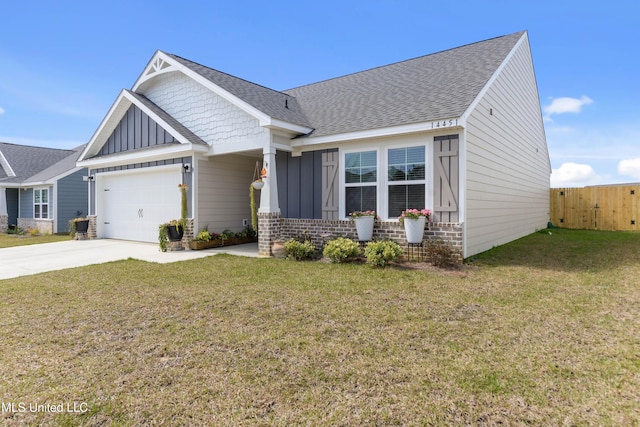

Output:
xmin=284 ymin=238 xmax=315 ymax=261
xmin=364 ymin=240 xmax=403 ymax=268
xmin=196 ymin=230 xmax=212 ymax=242
xmin=28 ymin=228 xmax=40 ymax=237
xmin=425 ymin=238 xmax=459 ymax=268
xmin=323 ymin=237 xmax=361 ymax=263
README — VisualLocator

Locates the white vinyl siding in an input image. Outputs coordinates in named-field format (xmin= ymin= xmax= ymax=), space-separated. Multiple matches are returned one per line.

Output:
xmin=464 ymin=36 xmax=550 ymax=257
xmin=196 ymin=154 xmax=257 ymax=233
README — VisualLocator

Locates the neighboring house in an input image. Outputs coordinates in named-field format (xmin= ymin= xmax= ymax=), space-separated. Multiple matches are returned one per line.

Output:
xmin=77 ymin=30 xmax=550 ymax=258
xmin=0 ymin=143 xmax=88 ymax=234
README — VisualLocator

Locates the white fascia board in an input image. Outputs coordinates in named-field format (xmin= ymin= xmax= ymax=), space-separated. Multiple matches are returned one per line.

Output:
xmin=78 ymin=90 xmax=132 ymax=162
xmin=78 ymin=144 xmax=207 ymax=169
xmin=291 ymin=120 xmax=463 ymax=148
xmin=78 ymin=90 xmax=206 ymax=168
xmin=133 ymin=52 xmax=312 ymax=137
xmin=263 ymin=118 xmax=313 ymax=135
xmin=121 ymin=91 xmax=198 ymax=146
xmin=134 ymin=52 xmax=272 ymax=125
xmin=460 ymin=32 xmax=527 ymax=123
xmin=0 ymin=150 xmax=16 ymax=177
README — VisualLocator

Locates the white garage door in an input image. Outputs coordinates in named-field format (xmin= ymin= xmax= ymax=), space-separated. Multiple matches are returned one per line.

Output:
xmin=97 ymin=166 xmax=182 ymax=242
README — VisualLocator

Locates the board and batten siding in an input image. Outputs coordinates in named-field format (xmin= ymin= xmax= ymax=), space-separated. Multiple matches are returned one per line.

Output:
xmin=196 ymin=154 xmax=257 ymax=233
xmin=464 ymin=35 xmax=550 ymax=257
xmin=56 ymin=170 xmax=89 ymax=233
xmin=142 ymin=72 xmax=270 ymax=149
xmin=276 ymin=150 xmax=337 ymax=219
xmin=97 ymin=104 xmax=176 ymax=157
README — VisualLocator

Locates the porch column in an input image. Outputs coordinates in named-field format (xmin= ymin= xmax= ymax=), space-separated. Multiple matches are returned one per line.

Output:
xmin=258 ymin=145 xmax=281 ymax=257
xmin=0 ymin=187 xmax=7 ymax=217
xmin=0 ymin=187 xmax=7 ymax=233
xmin=258 ymin=146 xmax=280 ymax=214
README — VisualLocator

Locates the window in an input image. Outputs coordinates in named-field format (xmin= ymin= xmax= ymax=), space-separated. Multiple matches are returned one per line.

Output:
xmin=342 ymin=146 xmax=427 ymax=219
xmin=387 ymin=146 xmax=425 ymax=217
xmin=345 ymin=151 xmax=377 ymax=215
xmin=34 ymin=188 xmax=49 ymax=219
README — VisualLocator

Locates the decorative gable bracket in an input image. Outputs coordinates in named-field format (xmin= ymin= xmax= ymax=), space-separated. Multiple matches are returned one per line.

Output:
xmin=144 ymin=56 xmax=173 ymax=78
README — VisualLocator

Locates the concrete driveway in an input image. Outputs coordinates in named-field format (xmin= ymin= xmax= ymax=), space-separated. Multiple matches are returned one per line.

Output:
xmin=0 ymin=239 xmax=259 ymax=280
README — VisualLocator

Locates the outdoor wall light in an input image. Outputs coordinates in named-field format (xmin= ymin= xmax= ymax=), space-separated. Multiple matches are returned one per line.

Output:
xmin=183 ymin=164 xmax=192 ymax=173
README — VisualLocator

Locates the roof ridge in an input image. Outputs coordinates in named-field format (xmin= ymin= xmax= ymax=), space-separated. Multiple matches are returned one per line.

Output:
xmin=283 ymin=31 xmax=526 ymax=92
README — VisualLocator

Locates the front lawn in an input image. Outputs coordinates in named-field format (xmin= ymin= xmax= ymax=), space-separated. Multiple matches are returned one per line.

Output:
xmin=1 ymin=229 xmax=639 ymax=425
xmin=0 ymin=233 xmax=71 ymax=248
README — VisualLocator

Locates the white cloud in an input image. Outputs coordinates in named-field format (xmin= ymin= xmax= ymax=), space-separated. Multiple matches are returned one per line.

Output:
xmin=0 ymin=106 xmax=5 ymax=115
xmin=543 ymin=96 xmax=593 ymax=121
xmin=551 ymin=162 xmax=602 ymax=188
xmin=618 ymin=158 xmax=640 ymax=180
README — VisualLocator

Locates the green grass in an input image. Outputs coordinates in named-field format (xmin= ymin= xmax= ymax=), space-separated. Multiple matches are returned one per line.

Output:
xmin=1 ymin=229 xmax=639 ymax=425
xmin=0 ymin=233 xmax=71 ymax=248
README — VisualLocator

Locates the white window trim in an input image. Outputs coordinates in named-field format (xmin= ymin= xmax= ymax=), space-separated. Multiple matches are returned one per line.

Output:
xmin=33 ymin=187 xmax=50 ymax=219
xmin=340 ymin=140 xmax=432 ymax=220
xmin=341 ymin=148 xmax=380 ymax=219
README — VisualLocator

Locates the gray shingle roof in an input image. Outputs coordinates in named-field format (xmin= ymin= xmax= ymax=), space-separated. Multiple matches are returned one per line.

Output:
xmin=0 ymin=142 xmax=82 ymax=184
xmin=283 ymin=31 xmax=525 ymax=138
xmin=164 ymin=53 xmax=312 ymax=129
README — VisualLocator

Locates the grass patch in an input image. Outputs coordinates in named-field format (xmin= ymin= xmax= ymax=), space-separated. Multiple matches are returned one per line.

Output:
xmin=0 ymin=233 xmax=71 ymax=248
xmin=1 ymin=229 xmax=639 ymax=425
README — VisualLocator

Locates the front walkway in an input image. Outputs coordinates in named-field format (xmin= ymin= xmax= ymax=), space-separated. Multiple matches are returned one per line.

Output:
xmin=0 ymin=239 xmax=259 ymax=280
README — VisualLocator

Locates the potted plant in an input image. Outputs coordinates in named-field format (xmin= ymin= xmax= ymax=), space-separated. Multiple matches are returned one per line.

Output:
xmin=189 ymin=229 xmax=224 ymax=250
xmin=399 ymin=208 xmax=431 ymax=244
xmin=252 ymin=178 xmax=264 ymax=190
xmin=349 ymin=210 xmax=378 ymax=241
xmin=69 ymin=217 xmax=89 ymax=236
xmin=158 ymin=184 xmax=189 ymax=251
xmin=166 ymin=219 xmax=185 ymax=241
xmin=250 ymin=182 xmax=259 ymax=232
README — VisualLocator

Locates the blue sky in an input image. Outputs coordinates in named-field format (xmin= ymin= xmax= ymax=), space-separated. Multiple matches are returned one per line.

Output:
xmin=0 ymin=1 xmax=638 ymax=187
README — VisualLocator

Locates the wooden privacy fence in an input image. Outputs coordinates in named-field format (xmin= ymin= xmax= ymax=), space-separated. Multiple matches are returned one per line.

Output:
xmin=550 ymin=185 xmax=640 ymax=231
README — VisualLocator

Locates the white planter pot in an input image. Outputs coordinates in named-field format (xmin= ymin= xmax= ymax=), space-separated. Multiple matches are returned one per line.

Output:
xmin=252 ymin=180 xmax=264 ymax=190
xmin=404 ymin=216 xmax=426 ymax=244
xmin=354 ymin=215 xmax=375 ymax=241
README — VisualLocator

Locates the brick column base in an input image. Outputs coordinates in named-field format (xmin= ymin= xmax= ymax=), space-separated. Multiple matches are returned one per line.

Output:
xmin=0 ymin=215 xmax=7 ymax=233
xmin=258 ymin=212 xmax=282 ymax=257
xmin=87 ymin=215 xmax=98 ymax=239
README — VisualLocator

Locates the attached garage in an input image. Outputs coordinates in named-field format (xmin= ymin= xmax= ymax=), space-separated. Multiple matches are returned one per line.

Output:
xmin=96 ymin=165 xmax=182 ymax=242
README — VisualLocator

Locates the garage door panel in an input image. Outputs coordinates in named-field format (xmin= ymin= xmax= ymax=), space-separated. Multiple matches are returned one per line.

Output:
xmin=98 ymin=167 xmax=182 ymax=242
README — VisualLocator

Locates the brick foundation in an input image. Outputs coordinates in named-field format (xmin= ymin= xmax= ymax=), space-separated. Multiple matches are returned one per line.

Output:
xmin=258 ymin=212 xmax=282 ymax=257
xmin=17 ymin=218 xmax=54 ymax=235
xmin=257 ymin=215 xmax=464 ymax=264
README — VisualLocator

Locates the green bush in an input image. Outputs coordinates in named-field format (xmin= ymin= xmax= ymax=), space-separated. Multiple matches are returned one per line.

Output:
xmin=364 ymin=240 xmax=403 ymax=268
xmin=284 ymin=238 xmax=315 ymax=261
xmin=196 ymin=230 xmax=212 ymax=242
xmin=323 ymin=237 xmax=361 ymax=263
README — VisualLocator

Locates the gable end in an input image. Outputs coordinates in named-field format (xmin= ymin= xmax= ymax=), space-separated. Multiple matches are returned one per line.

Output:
xmin=95 ymin=104 xmax=178 ymax=157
